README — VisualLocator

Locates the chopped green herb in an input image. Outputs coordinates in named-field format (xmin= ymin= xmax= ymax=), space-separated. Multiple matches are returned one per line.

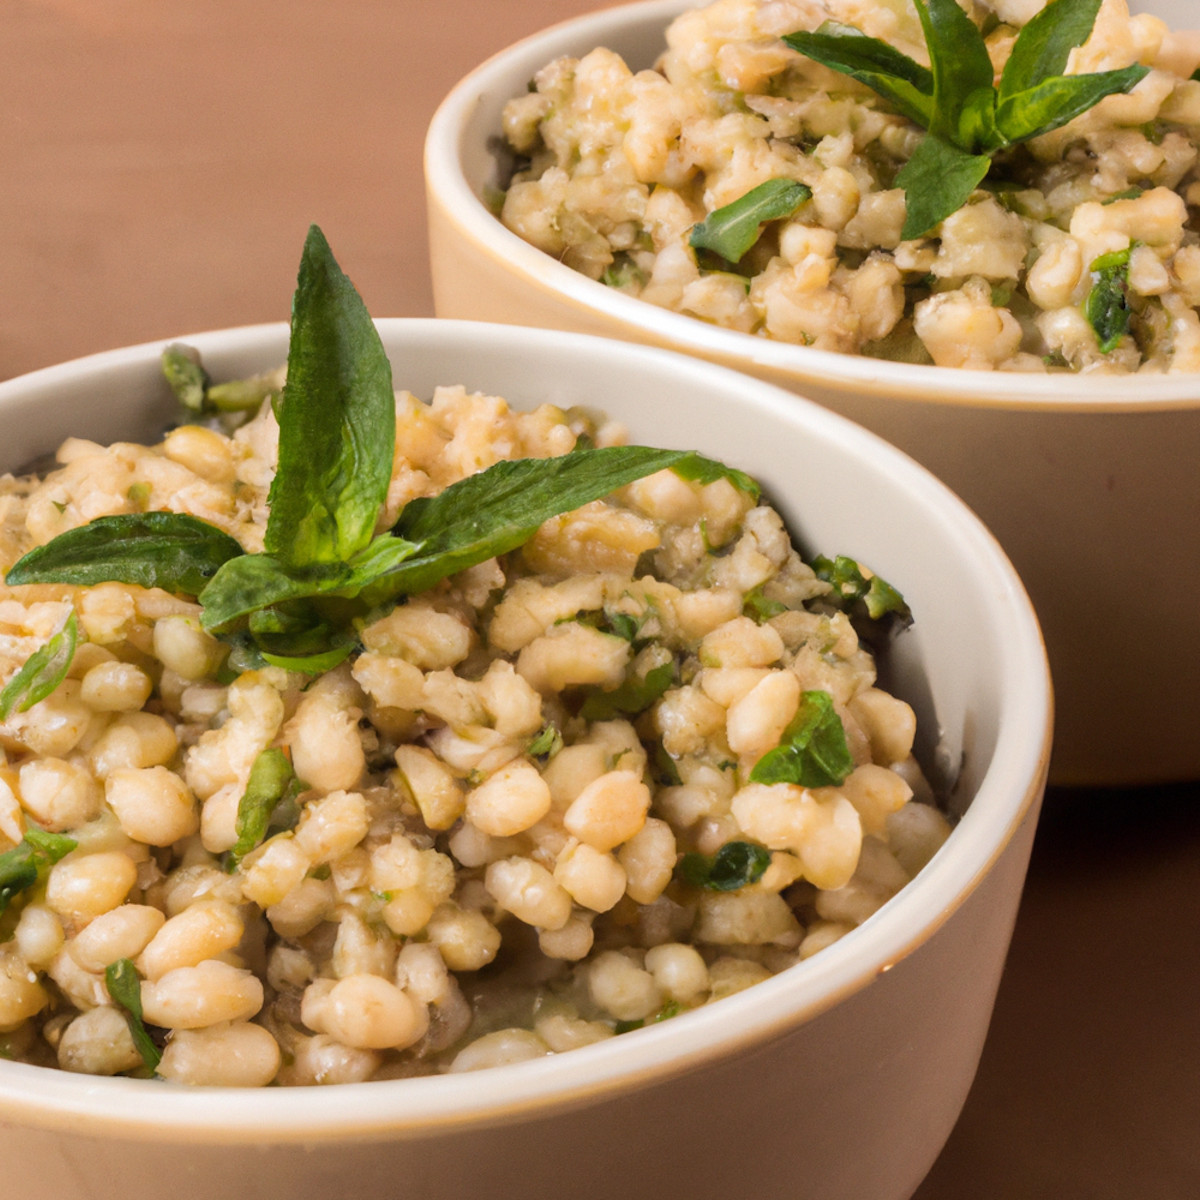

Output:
xmin=689 ymin=178 xmax=812 ymax=264
xmin=1102 ymin=187 xmax=1144 ymax=204
xmin=579 ymin=659 xmax=675 ymax=721
xmin=0 ymin=610 xmax=79 ymax=720
xmin=1084 ymin=245 xmax=1134 ymax=353
xmin=613 ymin=1018 xmax=644 ymax=1034
xmin=161 ymin=344 xmax=209 ymax=412
xmin=811 ymin=555 xmax=911 ymax=624
xmin=678 ymin=840 xmax=772 ymax=891
xmin=743 ymin=585 xmax=788 ymax=623
xmin=227 ymin=748 xmax=304 ymax=869
xmin=0 ymin=829 xmax=76 ymax=915
xmin=749 ymin=689 xmax=854 ymax=788
xmin=104 ymin=958 xmax=161 ymax=1072
xmin=527 ymin=724 xmax=564 ymax=759
xmin=786 ymin=0 xmax=1148 ymax=237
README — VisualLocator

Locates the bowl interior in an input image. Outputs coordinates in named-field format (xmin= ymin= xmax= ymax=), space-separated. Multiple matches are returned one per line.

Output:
xmin=0 ymin=319 xmax=1050 ymax=1137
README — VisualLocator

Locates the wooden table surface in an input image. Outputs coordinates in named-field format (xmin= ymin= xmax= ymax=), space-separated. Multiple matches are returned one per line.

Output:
xmin=4 ymin=2 xmax=1199 ymax=1196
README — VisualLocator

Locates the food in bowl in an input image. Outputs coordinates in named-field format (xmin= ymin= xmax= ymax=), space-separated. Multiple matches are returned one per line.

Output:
xmin=0 ymin=227 xmax=950 ymax=1087
xmin=496 ymin=0 xmax=1200 ymax=371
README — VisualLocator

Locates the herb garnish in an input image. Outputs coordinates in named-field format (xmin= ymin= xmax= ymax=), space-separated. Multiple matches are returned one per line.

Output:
xmin=677 ymin=840 xmax=773 ymax=891
xmin=104 ymin=958 xmax=161 ymax=1072
xmin=579 ymin=659 xmax=675 ymax=721
xmin=0 ymin=610 xmax=79 ymax=720
xmin=0 ymin=828 xmax=76 ymax=915
xmin=1084 ymin=245 xmax=1134 ymax=352
xmin=689 ymin=179 xmax=813 ymax=264
xmin=811 ymin=555 xmax=911 ymax=625
xmin=785 ymin=0 xmax=1149 ymax=237
xmin=227 ymin=747 xmax=305 ymax=869
xmin=5 ymin=226 xmax=751 ymax=681
xmin=749 ymin=689 xmax=854 ymax=788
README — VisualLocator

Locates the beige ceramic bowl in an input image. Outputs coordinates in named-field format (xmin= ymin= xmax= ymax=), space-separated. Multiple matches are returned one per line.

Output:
xmin=425 ymin=0 xmax=1200 ymax=787
xmin=0 ymin=320 xmax=1048 ymax=1200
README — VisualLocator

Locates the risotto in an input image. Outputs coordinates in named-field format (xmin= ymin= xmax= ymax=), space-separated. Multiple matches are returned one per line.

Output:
xmin=0 ymin=230 xmax=948 ymax=1086
xmin=498 ymin=0 xmax=1200 ymax=372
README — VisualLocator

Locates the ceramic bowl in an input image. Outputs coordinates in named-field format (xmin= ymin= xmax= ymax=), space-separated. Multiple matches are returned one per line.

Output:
xmin=424 ymin=0 xmax=1200 ymax=787
xmin=0 ymin=320 xmax=1049 ymax=1200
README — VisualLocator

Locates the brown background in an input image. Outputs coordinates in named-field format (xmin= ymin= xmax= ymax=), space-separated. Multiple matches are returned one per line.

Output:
xmin=3 ymin=2 xmax=1200 ymax=1195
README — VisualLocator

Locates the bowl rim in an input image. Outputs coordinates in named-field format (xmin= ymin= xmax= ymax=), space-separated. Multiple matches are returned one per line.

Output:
xmin=0 ymin=318 xmax=1051 ymax=1142
xmin=423 ymin=0 xmax=1200 ymax=414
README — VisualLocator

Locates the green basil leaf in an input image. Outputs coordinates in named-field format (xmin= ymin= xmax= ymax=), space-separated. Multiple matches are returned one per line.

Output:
xmin=895 ymin=133 xmax=992 ymax=239
xmin=380 ymin=446 xmax=692 ymax=599
xmin=161 ymin=344 xmax=209 ymax=412
xmin=783 ymin=24 xmax=935 ymax=128
xmin=265 ymin=224 xmax=395 ymax=568
xmin=910 ymin=0 xmax=995 ymax=147
xmin=579 ymin=659 xmax=675 ymax=721
xmin=1084 ymin=245 xmax=1133 ymax=353
xmin=0 ymin=829 xmax=76 ymax=915
xmin=670 ymin=451 xmax=761 ymax=500
xmin=104 ymin=958 xmax=161 ymax=1072
xmin=749 ymin=689 xmax=854 ymax=788
xmin=689 ymin=179 xmax=813 ymax=264
xmin=995 ymin=65 xmax=1149 ymax=144
xmin=6 ymin=512 xmax=245 ymax=596
xmin=227 ymin=748 xmax=300 ymax=868
xmin=198 ymin=554 xmax=352 ymax=632
xmin=998 ymin=0 xmax=1102 ymax=101
xmin=0 ymin=610 xmax=78 ymax=720
xmin=677 ymin=841 xmax=772 ymax=891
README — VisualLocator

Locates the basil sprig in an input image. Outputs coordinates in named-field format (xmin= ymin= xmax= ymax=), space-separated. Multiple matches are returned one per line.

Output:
xmin=749 ymin=689 xmax=854 ymax=788
xmin=689 ymin=178 xmax=813 ymax=264
xmin=1084 ymin=245 xmax=1134 ymax=352
xmin=6 ymin=226 xmax=751 ymax=679
xmin=785 ymin=0 xmax=1149 ymax=238
xmin=0 ymin=610 xmax=79 ymax=720
xmin=0 ymin=828 xmax=76 ymax=915
xmin=6 ymin=515 xmax=243 ymax=596
xmin=104 ymin=958 xmax=162 ymax=1073
xmin=677 ymin=840 xmax=772 ymax=891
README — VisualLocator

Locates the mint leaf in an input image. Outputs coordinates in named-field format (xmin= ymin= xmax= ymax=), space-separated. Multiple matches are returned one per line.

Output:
xmin=104 ymin=958 xmax=161 ymax=1072
xmin=670 ymin=451 xmax=761 ymax=500
xmin=0 ymin=610 xmax=78 ymax=719
xmin=783 ymin=24 xmax=934 ymax=127
xmin=689 ymin=179 xmax=812 ymax=264
xmin=749 ymin=690 xmax=854 ymax=788
xmin=199 ymin=554 xmax=349 ymax=632
xmin=0 ymin=829 xmax=76 ymax=915
xmin=677 ymin=840 xmax=772 ymax=891
xmin=227 ymin=748 xmax=301 ymax=868
xmin=265 ymin=224 xmax=395 ymax=568
xmin=913 ymin=0 xmax=996 ymax=148
xmin=380 ymin=446 xmax=692 ymax=599
xmin=895 ymin=134 xmax=991 ymax=239
xmin=6 ymin=512 xmax=245 ymax=596
xmin=998 ymin=0 xmax=1103 ymax=100
xmin=995 ymin=66 xmax=1149 ymax=144
xmin=1084 ymin=246 xmax=1134 ymax=353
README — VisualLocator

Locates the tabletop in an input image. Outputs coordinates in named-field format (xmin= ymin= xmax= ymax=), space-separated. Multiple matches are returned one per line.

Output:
xmin=3 ymin=2 xmax=1199 ymax=1196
